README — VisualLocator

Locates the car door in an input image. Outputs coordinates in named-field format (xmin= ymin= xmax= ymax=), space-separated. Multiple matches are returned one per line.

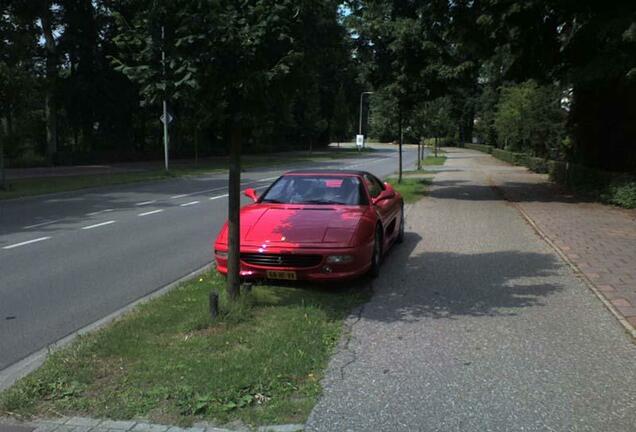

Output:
xmin=363 ymin=174 xmax=400 ymax=245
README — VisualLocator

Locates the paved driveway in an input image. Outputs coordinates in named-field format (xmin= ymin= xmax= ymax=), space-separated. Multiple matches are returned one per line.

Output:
xmin=306 ymin=149 xmax=636 ymax=431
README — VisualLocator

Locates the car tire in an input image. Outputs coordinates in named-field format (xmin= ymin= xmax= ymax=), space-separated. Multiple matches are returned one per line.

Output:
xmin=396 ymin=204 xmax=405 ymax=244
xmin=370 ymin=225 xmax=382 ymax=278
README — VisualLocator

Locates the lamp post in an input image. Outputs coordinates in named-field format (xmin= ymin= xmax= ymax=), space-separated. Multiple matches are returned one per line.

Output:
xmin=161 ymin=25 xmax=169 ymax=173
xmin=358 ymin=91 xmax=374 ymax=148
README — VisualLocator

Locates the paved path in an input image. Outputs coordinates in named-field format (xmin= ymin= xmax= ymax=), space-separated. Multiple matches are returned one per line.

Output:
xmin=306 ymin=148 xmax=636 ymax=431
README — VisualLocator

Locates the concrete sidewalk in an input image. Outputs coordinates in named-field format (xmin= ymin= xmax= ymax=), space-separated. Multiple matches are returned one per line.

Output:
xmin=306 ymin=148 xmax=635 ymax=431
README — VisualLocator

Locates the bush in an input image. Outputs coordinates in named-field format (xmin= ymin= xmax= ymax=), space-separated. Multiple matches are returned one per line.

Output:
xmin=471 ymin=143 xmax=636 ymax=209
xmin=549 ymin=161 xmax=636 ymax=208
xmin=526 ymin=157 xmax=549 ymax=173
xmin=494 ymin=80 xmax=566 ymax=157
xmin=606 ymin=181 xmax=636 ymax=209
xmin=465 ymin=143 xmax=494 ymax=154
xmin=492 ymin=148 xmax=529 ymax=166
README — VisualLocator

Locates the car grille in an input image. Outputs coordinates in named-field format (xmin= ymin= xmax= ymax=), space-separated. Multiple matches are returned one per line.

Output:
xmin=241 ymin=253 xmax=322 ymax=268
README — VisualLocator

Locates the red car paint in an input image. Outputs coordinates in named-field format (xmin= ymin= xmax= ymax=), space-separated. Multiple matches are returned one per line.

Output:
xmin=214 ymin=170 xmax=404 ymax=281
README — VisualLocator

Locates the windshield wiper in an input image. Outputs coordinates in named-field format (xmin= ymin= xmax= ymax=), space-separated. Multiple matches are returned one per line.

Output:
xmin=261 ymin=198 xmax=285 ymax=203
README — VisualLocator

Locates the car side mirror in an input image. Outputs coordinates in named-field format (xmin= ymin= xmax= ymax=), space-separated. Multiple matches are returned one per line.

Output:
xmin=372 ymin=187 xmax=395 ymax=205
xmin=243 ymin=188 xmax=258 ymax=202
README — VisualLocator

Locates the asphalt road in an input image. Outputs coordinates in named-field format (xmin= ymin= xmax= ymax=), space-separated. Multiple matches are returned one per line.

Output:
xmin=0 ymin=145 xmax=419 ymax=372
xmin=306 ymin=148 xmax=636 ymax=431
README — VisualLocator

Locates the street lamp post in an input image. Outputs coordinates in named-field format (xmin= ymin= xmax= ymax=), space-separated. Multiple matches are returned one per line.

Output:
xmin=358 ymin=91 xmax=374 ymax=148
xmin=161 ymin=25 xmax=169 ymax=173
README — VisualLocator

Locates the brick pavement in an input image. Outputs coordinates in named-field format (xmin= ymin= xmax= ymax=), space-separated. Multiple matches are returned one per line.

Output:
xmin=466 ymin=148 xmax=636 ymax=334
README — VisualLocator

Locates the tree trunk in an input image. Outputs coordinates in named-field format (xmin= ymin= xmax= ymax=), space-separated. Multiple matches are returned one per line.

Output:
xmin=417 ymin=141 xmax=422 ymax=170
xmin=0 ymin=122 xmax=9 ymax=190
xmin=40 ymin=0 xmax=58 ymax=160
xmin=227 ymin=124 xmax=242 ymax=300
xmin=434 ymin=136 xmax=438 ymax=158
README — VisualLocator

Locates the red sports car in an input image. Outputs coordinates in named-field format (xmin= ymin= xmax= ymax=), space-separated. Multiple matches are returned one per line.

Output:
xmin=214 ymin=170 xmax=404 ymax=281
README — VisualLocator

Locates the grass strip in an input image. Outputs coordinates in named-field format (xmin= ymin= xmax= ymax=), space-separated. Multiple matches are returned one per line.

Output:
xmin=420 ymin=154 xmax=447 ymax=166
xmin=0 ymin=150 xmax=375 ymax=200
xmin=387 ymin=173 xmax=433 ymax=203
xmin=0 ymin=272 xmax=370 ymax=427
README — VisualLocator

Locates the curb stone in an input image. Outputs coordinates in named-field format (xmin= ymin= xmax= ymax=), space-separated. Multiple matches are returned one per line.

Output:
xmin=2 ymin=420 xmax=303 ymax=432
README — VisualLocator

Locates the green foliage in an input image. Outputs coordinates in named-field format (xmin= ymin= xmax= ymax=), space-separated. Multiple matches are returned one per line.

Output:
xmin=465 ymin=143 xmax=494 ymax=154
xmin=492 ymin=148 xmax=529 ymax=166
xmin=0 ymin=0 xmax=359 ymax=164
xmin=386 ymin=175 xmax=432 ymax=203
xmin=469 ymin=147 xmax=636 ymax=209
xmin=494 ymin=80 xmax=566 ymax=158
xmin=368 ymin=89 xmax=399 ymax=141
xmin=0 ymin=272 xmax=369 ymax=424
xmin=606 ymin=181 xmax=636 ymax=209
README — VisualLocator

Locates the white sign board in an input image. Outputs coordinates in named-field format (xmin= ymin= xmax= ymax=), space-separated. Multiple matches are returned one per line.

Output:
xmin=356 ymin=134 xmax=364 ymax=148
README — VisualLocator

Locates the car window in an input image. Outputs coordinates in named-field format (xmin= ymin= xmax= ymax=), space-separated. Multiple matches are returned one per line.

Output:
xmin=260 ymin=175 xmax=367 ymax=205
xmin=363 ymin=174 xmax=384 ymax=198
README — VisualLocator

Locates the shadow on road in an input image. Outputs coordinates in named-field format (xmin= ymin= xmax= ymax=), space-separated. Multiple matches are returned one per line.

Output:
xmin=255 ymin=228 xmax=562 ymax=325
xmin=428 ymin=180 xmax=595 ymax=205
xmin=360 ymin=231 xmax=563 ymax=322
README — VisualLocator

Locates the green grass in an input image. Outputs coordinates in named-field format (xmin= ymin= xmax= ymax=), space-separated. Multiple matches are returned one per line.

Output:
xmin=387 ymin=173 xmax=433 ymax=203
xmin=0 ymin=272 xmax=369 ymax=427
xmin=0 ymin=171 xmax=183 ymax=200
xmin=420 ymin=153 xmax=447 ymax=166
xmin=0 ymin=150 xmax=376 ymax=200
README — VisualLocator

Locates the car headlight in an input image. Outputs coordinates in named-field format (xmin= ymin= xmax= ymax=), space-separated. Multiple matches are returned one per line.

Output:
xmin=326 ymin=255 xmax=354 ymax=264
xmin=215 ymin=250 xmax=228 ymax=259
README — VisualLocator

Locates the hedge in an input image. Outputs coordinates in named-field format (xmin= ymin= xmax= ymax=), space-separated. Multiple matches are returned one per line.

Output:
xmin=465 ymin=143 xmax=494 ymax=154
xmin=467 ymin=144 xmax=636 ymax=208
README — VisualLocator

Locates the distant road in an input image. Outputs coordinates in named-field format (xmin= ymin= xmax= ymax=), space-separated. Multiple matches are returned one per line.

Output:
xmin=0 ymin=145 xmax=419 ymax=372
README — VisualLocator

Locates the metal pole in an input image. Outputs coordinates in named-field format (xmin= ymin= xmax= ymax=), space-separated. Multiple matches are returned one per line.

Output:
xmin=161 ymin=25 xmax=169 ymax=172
xmin=358 ymin=92 xmax=374 ymax=149
xmin=163 ymin=100 xmax=169 ymax=171
xmin=358 ymin=93 xmax=364 ymax=136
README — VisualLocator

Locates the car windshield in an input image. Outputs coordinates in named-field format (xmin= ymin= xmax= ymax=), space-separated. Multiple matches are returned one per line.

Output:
xmin=260 ymin=175 xmax=366 ymax=205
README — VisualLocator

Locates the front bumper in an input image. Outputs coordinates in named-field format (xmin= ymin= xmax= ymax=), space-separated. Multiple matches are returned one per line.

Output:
xmin=214 ymin=244 xmax=372 ymax=281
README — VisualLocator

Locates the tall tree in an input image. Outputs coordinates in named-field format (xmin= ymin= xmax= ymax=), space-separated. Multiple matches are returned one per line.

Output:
xmin=38 ymin=0 xmax=61 ymax=159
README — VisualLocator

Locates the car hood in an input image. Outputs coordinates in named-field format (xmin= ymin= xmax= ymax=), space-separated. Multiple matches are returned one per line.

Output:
xmin=240 ymin=204 xmax=365 ymax=246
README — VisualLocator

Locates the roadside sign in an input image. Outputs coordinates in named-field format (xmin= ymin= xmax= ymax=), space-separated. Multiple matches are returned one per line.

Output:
xmin=356 ymin=134 xmax=364 ymax=148
xmin=160 ymin=113 xmax=174 ymax=125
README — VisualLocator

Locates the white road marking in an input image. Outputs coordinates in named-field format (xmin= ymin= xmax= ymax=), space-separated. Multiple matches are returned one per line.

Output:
xmin=180 ymin=201 xmax=200 ymax=207
xmin=81 ymin=220 xmax=116 ymax=230
xmin=86 ymin=209 xmax=114 ymax=216
xmin=170 ymin=186 xmax=228 ymax=200
xmin=210 ymin=193 xmax=229 ymax=200
xmin=138 ymin=209 xmax=164 ymax=216
xmin=136 ymin=200 xmax=156 ymax=206
xmin=169 ymin=180 xmax=272 ymax=202
xmin=23 ymin=219 xmax=63 ymax=229
xmin=3 ymin=237 xmax=51 ymax=250
xmin=209 ymin=185 xmax=267 ymax=201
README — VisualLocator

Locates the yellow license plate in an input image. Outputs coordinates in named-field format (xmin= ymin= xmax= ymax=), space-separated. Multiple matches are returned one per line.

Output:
xmin=266 ymin=270 xmax=297 ymax=280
